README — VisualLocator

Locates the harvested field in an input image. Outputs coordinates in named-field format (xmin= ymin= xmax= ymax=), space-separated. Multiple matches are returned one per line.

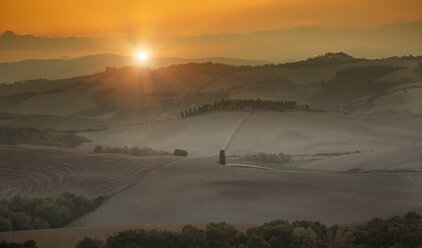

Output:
xmin=82 ymin=112 xmax=422 ymax=157
xmin=69 ymin=156 xmax=422 ymax=227
xmin=1 ymin=143 xmax=421 ymax=228
xmin=304 ymin=144 xmax=422 ymax=171
xmin=0 ymin=145 xmax=184 ymax=198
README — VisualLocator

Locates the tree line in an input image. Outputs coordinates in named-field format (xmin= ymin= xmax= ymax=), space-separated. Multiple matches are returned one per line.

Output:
xmin=180 ymin=98 xmax=320 ymax=118
xmin=241 ymin=152 xmax=292 ymax=164
xmin=2 ymin=211 xmax=421 ymax=248
xmin=0 ymin=193 xmax=106 ymax=232
xmin=73 ymin=211 xmax=422 ymax=248
xmin=0 ymin=127 xmax=91 ymax=148
xmin=92 ymin=145 xmax=171 ymax=156
xmin=0 ymin=240 xmax=37 ymax=248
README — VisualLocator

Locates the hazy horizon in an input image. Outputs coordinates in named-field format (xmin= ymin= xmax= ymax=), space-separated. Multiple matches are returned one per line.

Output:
xmin=1 ymin=20 xmax=422 ymax=62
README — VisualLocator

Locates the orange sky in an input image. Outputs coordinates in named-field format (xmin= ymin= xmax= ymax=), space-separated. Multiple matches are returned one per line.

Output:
xmin=1 ymin=0 xmax=422 ymax=37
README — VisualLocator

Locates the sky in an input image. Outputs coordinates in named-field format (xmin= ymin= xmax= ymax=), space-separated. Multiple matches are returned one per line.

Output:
xmin=1 ymin=0 xmax=422 ymax=37
xmin=1 ymin=0 xmax=422 ymax=62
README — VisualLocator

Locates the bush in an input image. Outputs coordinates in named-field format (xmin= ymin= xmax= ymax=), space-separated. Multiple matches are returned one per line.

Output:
xmin=0 ymin=193 xmax=106 ymax=231
xmin=76 ymin=237 xmax=105 ymax=248
xmin=105 ymin=229 xmax=146 ymax=248
xmin=0 ymin=216 xmax=13 ymax=232
xmin=0 ymin=240 xmax=37 ymax=248
xmin=205 ymin=222 xmax=239 ymax=248
xmin=92 ymin=145 xmax=170 ymax=157
xmin=247 ymin=235 xmax=271 ymax=248
xmin=10 ymin=212 xmax=33 ymax=230
xmin=0 ymin=127 xmax=91 ymax=148
xmin=180 ymin=225 xmax=206 ymax=248
xmin=94 ymin=212 xmax=422 ymax=248
xmin=32 ymin=201 xmax=70 ymax=228
xmin=352 ymin=212 xmax=422 ymax=248
xmin=242 ymin=152 xmax=292 ymax=164
xmin=93 ymin=146 xmax=103 ymax=153
xmin=173 ymin=149 xmax=188 ymax=157
xmin=246 ymin=220 xmax=293 ymax=248
xmin=289 ymin=227 xmax=318 ymax=248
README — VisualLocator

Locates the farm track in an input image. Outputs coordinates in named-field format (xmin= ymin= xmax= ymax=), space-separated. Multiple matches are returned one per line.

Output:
xmin=222 ymin=112 xmax=252 ymax=150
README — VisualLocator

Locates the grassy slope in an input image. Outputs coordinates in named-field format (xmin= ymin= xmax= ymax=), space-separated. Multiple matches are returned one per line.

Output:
xmin=0 ymin=55 xmax=420 ymax=117
xmin=0 ymin=146 xmax=184 ymax=198
xmin=69 ymin=155 xmax=422 ymax=227
xmin=1 ymin=145 xmax=421 ymax=231
xmin=81 ymin=112 xmax=422 ymax=157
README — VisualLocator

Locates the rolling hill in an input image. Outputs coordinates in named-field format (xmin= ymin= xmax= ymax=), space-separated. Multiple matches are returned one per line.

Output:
xmin=304 ymin=144 xmax=422 ymax=172
xmin=69 ymin=158 xmax=422 ymax=226
xmin=79 ymin=111 xmax=422 ymax=158
xmin=1 ymin=145 xmax=421 ymax=228
xmin=0 ymin=53 xmax=269 ymax=84
xmin=0 ymin=145 xmax=186 ymax=198
xmin=0 ymin=53 xmax=421 ymax=117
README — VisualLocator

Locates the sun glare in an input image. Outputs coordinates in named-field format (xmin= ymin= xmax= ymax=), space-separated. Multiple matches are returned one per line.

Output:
xmin=137 ymin=52 xmax=148 ymax=62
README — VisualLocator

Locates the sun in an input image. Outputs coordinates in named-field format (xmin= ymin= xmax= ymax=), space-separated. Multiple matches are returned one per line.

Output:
xmin=137 ymin=52 xmax=148 ymax=62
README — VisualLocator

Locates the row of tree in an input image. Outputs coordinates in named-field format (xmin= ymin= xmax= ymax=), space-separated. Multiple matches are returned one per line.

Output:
xmin=0 ymin=127 xmax=91 ymax=148
xmin=92 ymin=146 xmax=189 ymax=157
xmin=92 ymin=145 xmax=170 ymax=156
xmin=75 ymin=211 xmax=422 ymax=248
xmin=0 ymin=193 xmax=106 ymax=231
xmin=0 ymin=240 xmax=37 ymax=248
xmin=241 ymin=152 xmax=292 ymax=164
xmin=180 ymin=98 xmax=318 ymax=118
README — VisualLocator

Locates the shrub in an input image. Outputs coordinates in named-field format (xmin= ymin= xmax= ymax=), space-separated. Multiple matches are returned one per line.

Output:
xmin=10 ymin=212 xmax=33 ymax=230
xmin=76 ymin=237 xmax=105 ymax=248
xmin=106 ymin=229 xmax=146 ymax=248
xmin=0 ymin=216 xmax=12 ymax=232
xmin=352 ymin=213 xmax=422 ymax=248
xmin=242 ymin=152 xmax=292 ymax=164
xmin=0 ymin=240 xmax=37 ymax=248
xmin=0 ymin=127 xmax=90 ymax=148
xmin=32 ymin=201 xmax=70 ymax=228
xmin=0 ymin=193 xmax=106 ymax=231
xmin=92 ymin=145 xmax=170 ymax=157
xmin=93 ymin=146 xmax=103 ymax=153
xmin=173 ymin=149 xmax=188 ymax=157
xmin=180 ymin=225 xmax=206 ymax=248
xmin=246 ymin=220 xmax=293 ymax=248
xmin=247 ymin=235 xmax=271 ymax=248
xmin=89 ymin=212 xmax=422 ymax=248
xmin=205 ymin=222 xmax=239 ymax=248
xmin=289 ymin=227 xmax=318 ymax=248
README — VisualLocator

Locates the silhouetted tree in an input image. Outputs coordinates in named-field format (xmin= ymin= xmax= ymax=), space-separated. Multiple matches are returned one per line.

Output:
xmin=76 ymin=237 xmax=105 ymax=248
xmin=94 ymin=145 xmax=103 ymax=153
xmin=0 ymin=193 xmax=106 ymax=231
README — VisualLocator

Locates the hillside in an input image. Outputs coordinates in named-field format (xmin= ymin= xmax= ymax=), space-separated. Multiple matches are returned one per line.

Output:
xmin=1 ymin=146 xmax=421 ymax=227
xmin=79 ymin=112 xmax=422 ymax=158
xmin=69 ymin=155 xmax=422 ymax=226
xmin=304 ymin=144 xmax=422 ymax=172
xmin=0 ymin=146 xmax=185 ymax=198
xmin=0 ymin=127 xmax=91 ymax=147
xmin=0 ymin=53 xmax=421 ymax=117
xmin=0 ymin=53 xmax=269 ymax=83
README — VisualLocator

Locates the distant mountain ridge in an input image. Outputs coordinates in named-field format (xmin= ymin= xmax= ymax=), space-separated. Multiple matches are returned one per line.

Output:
xmin=2 ymin=21 xmax=422 ymax=63
xmin=2 ymin=51 xmax=408 ymax=84
xmin=0 ymin=54 xmax=270 ymax=83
